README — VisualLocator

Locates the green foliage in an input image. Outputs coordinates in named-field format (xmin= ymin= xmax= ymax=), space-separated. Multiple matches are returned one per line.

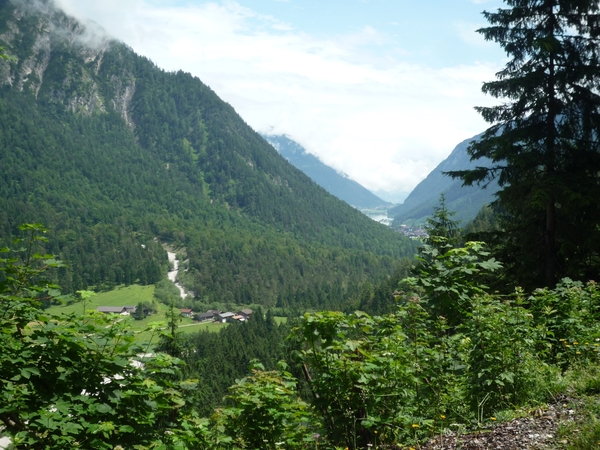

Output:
xmin=289 ymin=241 xmax=600 ymax=448
xmin=396 ymin=298 xmax=467 ymax=423
xmin=171 ymin=310 xmax=292 ymax=416
xmin=153 ymin=279 xmax=182 ymax=306
xmin=405 ymin=241 xmax=502 ymax=326
xmin=215 ymin=361 xmax=316 ymax=449
xmin=461 ymin=204 xmax=501 ymax=242
xmin=424 ymin=194 xmax=461 ymax=251
xmin=357 ymin=257 xmax=414 ymax=315
xmin=133 ymin=300 xmax=157 ymax=320
xmin=460 ymin=292 xmax=552 ymax=413
xmin=528 ymin=279 xmax=600 ymax=364
xmin=0 ymin=225 xmax=209 ymax=449
xmin=290 ymin=301 xmax=467 ymax=447
xmin=290 ymin=311 xmax=414 ymax=448
xmin=0 ymin=45 xmax=16 ymax=61
xmin=160 ymin=302 xmax=184 ymax=357
xmin=6 ymin=226 xmax=600 ymax=449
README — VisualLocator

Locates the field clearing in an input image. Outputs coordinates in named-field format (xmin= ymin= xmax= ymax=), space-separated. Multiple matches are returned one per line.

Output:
xmin=46 ymin=284 xmax=286 ymax=343
xmin=47 ymin=285 xmax=156 ymax=317
xmin=133 ymin=320 xmax=229 ymax=343
xmin=46 ymin=285 xmax=227 ymax=344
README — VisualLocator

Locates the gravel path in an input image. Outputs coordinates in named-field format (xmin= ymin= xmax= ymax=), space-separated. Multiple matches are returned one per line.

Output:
xmin=421 ymin=398 xmax=577 ymax=450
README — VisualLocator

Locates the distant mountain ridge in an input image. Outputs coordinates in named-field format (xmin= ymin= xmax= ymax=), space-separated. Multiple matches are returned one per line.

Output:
xmin=262 ymin=134 xmax=391 ymax=209
xmin=389 ymin=134 xmax=499 ymax=226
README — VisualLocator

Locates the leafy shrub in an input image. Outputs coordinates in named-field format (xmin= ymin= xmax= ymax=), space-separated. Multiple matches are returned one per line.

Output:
xmin=460 ymin=292 xmax=553 ymax=414
xmin=404 ymin=241 xmax=501 ymax=327
xmin=215 ymin=361 xmax=317 ymax=449
xmin=290 ymin=310 xmax=417 ymax=448
xmin=529 ymin=279 xmax=600 ymax=365
xmin=0 ymin=224 xmax=211 ymax=449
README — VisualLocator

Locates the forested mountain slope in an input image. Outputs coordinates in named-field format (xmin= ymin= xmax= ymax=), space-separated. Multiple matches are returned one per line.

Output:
xmin=262 ymin=134 xmax=391 ymax=209
xmin=0 ymin=0 xmax=416 ymax=308
xmin=389 ymin=134 xmax=499 ymax=226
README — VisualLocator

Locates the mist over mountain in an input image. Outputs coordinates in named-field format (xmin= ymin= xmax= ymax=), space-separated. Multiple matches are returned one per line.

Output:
xmin=389 ymin=134 xmax=499 ymax=226
xmin=0 ymin=0 xmax=416 ymax=309
xmin=262 ymin=134 xmax=391 ymax=210
xmin=372 ymin=189 xmax=409 ymax=205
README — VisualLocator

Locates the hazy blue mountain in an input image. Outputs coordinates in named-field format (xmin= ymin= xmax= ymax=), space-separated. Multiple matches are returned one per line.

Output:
xmin=262 ymin=134 xmax=391 ymax=209
xmin=389 ymin=134 xmax=499 ymax=226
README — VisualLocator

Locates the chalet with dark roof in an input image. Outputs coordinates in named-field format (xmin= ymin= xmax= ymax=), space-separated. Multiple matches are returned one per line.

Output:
xmin=195 ymin=312 xmax=216 ymax=322
xmin=97 ymin=306 xmax=137 ymax=315
xmin=239 ymin=309 xmax=253 ymax=319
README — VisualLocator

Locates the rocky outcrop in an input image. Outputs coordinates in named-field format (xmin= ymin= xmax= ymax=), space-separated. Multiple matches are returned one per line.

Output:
xmin=110 ymin=73 xmax=136 ymax=127
xmin=0 ymin=0 xmax=132 ymax=119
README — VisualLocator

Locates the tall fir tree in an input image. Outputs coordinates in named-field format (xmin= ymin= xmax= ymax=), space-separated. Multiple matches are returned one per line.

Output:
xmin=448 ymin=0 xmax=600 ymax=288
xmin=424 ymin=194 xmax=461 ymax=252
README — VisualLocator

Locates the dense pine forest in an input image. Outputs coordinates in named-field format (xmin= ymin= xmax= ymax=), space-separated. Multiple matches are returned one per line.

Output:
xmin=0 ymin=0 xmax=416 ymax=310
xmin=3 ymin=0 xmax=600 ymax=449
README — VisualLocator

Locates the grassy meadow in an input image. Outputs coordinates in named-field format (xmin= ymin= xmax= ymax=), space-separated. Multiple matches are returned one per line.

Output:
xmin=46 ymin=285 xmax=228 ymax=344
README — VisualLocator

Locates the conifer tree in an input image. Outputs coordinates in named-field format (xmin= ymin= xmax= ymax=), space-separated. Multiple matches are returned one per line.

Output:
xmin=424 ymin=194 xmax=461 ymax=252
xmin=448 ymin=0 xmax=600 ymax=287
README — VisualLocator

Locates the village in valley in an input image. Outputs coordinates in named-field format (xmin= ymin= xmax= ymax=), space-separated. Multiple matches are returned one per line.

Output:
xmin=96 ymin=305 xmax=253 ymax=324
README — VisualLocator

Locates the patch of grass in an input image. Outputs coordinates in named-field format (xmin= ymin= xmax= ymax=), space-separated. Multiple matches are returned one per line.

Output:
xmin=46 ymin=285 xmax=225 ymax=344
xmin=273 ymin=316 xmax=287 ymax=325
xmin=48 ymin=285 xmax=156 ymax=317
xmin=562 ymin=364 xmax=600 ymax=396
xmin=552 ymin=364 xmax=600 ymax=449
xmin=557 ymin=396 xmax=600 ymax=450
xmin=133 ymin=319 xmax=228 ymax=343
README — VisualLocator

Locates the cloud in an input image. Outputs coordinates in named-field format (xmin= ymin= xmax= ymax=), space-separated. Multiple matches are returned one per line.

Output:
xmin=53 ymin=0 xmax=501 ymax=194
xmin=12 ymin=0 xmax=110 ymax=50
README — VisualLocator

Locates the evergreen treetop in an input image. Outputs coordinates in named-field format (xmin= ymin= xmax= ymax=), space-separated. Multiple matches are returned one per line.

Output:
xmin=448 ymin=0 xmax=600 ymax=288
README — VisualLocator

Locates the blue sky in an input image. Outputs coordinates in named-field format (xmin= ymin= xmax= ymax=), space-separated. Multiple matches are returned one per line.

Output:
xmin=210 ymin=0 xmax=502 ymax=67
xmin=56 ymin=0 xmax=506 ymax=202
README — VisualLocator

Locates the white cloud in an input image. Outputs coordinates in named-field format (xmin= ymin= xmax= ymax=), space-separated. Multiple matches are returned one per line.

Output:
xmin=54 ymin=0 xmax=502 ymax=194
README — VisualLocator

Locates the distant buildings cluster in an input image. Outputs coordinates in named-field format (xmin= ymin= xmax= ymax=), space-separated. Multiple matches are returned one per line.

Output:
xmin=187 ymin=308 xmax=253 ymax=323
xmin=396 ymin=225 xmax=428 ymax=239
xmin=96 ymin=306 xmax=253 ymax=323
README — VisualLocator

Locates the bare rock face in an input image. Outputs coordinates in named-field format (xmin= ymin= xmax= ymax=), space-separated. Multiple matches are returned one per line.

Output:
xmin=110 ymin=73 xmax=136 ymax=128
xmin=0 ymin=0 xmax=135 ymax=122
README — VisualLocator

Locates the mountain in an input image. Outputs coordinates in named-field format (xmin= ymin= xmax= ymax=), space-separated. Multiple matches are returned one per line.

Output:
xmin=389 ymin=134 xmax=499 ymax=226
xmin=262 ymin=134 xmax=391 ymax=209
xmin=0 ymin=0 xmax=416 ymax=310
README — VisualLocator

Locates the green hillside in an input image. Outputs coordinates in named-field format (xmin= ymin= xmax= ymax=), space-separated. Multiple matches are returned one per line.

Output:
xmin=0 ymin=0 xmax=416 ymax=309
